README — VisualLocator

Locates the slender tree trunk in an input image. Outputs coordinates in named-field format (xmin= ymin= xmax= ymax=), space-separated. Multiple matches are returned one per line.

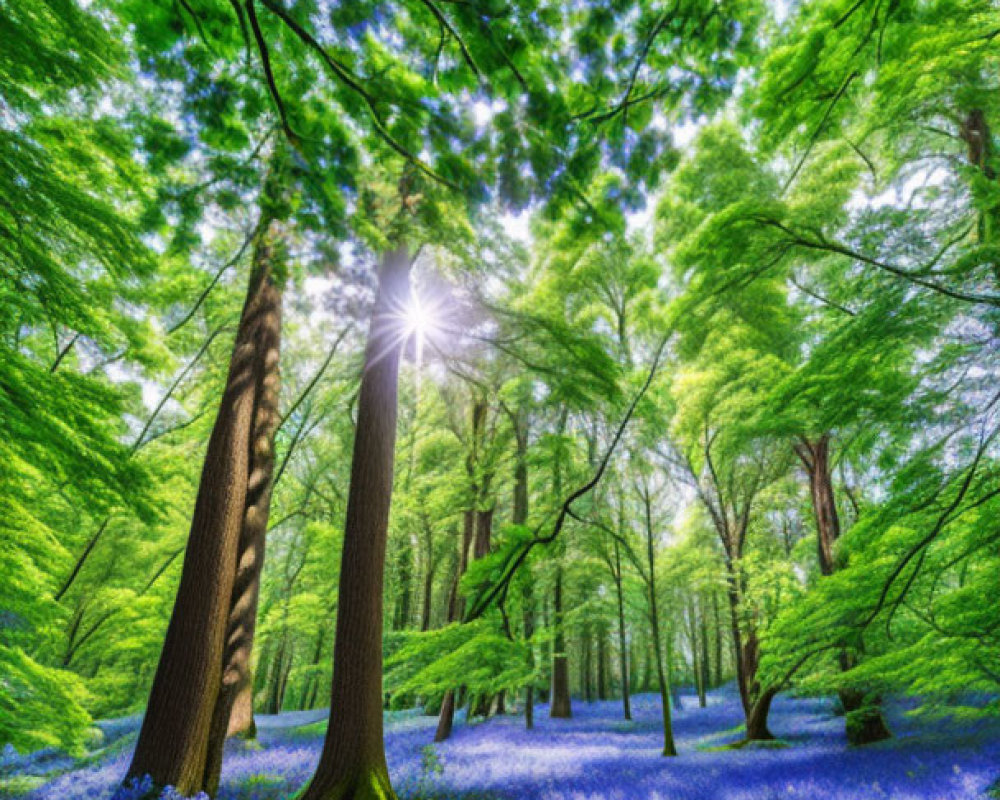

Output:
xmin=597 ymin=630 xmax=607 ymax=701
xmin=796 ymin=435 xmax=891 ymax=745
xmin=302 ymin=627 xmax=327 ymax=710
xmin=513 ymin=410 xmax=535 ymax=730
xmin=263 ymin=637 xmax=287 ymax=714
xmin=643 ymin=487 xmax=676 ymax=756
xmin=124 ymin=205 xmax=284 ymax=797
xmin=613 ymin=539 xmax=631 ymax=720
xmin=582 ymin=624 xmax=594 ymax=702
xmin=712 ymin=591 xmax=723 ymax=689
xmin=435 ymin=509 xmax=473 ymax=742
xmin=437 ymin=396 xmax=493 ymax=738
xmin=434 ymin=691 xmax=456 ymax=742
xmin=550 ymin=565 xmax=572 ymax=718
xmin=420 ymin=521 xmax=435 ymax=632
xmin=690 ymin=599 xmax=706 ymax=708
xmin=392 ymin=540 xmax=413 ymax=630
xmin=698 ymin=594 xmax=709 ymax=707
xmin=299 ymin=245 xmax=412 ymax=800
xmin=641 ymin=641 xmax=654 ymax=692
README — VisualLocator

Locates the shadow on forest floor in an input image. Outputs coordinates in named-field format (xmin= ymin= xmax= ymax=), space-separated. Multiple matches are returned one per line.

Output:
xmin=8 ymin=686 xmax=1000 ymax=799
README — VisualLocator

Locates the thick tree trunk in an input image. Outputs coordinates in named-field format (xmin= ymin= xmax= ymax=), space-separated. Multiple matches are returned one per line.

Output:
xmin=613 ymin=540 xmax=631 ymax=720
xmin=746 ymin=686 xmax=777 ymax=741
xmin=549 ymin=566 xmax=572 ymax=718
xmin=298 ymin=245 xmax=412 ymax=800
xmin=204 ymin=274 xmax=282 ymax=791
xmin=124 ymin=210 xmax=283 ymax=797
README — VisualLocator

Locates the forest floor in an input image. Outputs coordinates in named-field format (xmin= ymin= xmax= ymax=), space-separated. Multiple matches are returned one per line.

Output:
xmin=7 ymin=686 xmax=1000 ymax=800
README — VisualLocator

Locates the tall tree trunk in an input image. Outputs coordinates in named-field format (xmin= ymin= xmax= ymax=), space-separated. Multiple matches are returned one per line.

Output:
xmin=392 ymin=539 xmax=413 ymax=630
xmin=690 ymin=599 xmax=706 ymax=709
xmin=597 ymin=630 xmax=607 ymax=701
xmin=613 ymin=539 xmax=631 ymax=720
xmin=124 ymin=205 xmax=284 ymax=797
xmin=712 ymin=591 xmax=723 ymax=689
xmin=549 ymin=565 xmax=572 ymax=718
xmin=264 ymin=636 xmax=287 ymax=715
xmin=436 ymin=394 xmax=491 ymax=739
xmin=582 ymin=624 xmax=594 ymax=702
xmin=513 ymin=408 xmax=535 ymax=730
xmin=420 ymin=519 xmax=435 ymax=632
xmin=435 ymin=509 xmax=473 ymax=743
xmin=642 ymin=487 xmax=677 ymax=756
xmin=796 ymin=435 xmax=891 ymax=745
xmin=698 ymin=594 xmax=710 ymax=707
xmin=299 ymin=244 xmax=412 ymax=800
xmin=204 ymin=261 xmax=282 ymax=791
xmin=302 ymin=627 xmax=327 ymax=710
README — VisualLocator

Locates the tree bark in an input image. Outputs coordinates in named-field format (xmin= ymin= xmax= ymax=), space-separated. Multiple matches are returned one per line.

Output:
xmin=796 ymin=434 xmax=891 ymax=745
xmin=712 ymin=590 xmax=723 ymax=688
xmin=419 ymin=518 xmax=436 ymax=632
xmin=746 ymin=686 xmax=777 ymax=741
xmin=597 ymin=630 xmax=607 ymax=701
xmin=298 ymin=245 xmax=412 ymax=800
xmin=205 ymin=263 xmax=282 ymax=791
xmin=513 ymin=408 xmax=535 ymax=730
xmin=698 ymin=594 xmax=710 ymax=707
xmin=434 ymin=509 xmax=473 ymax=742
xmin=613 ymin=539 xmax=631 ymax=720
xmin=549 ymin=565 xmax=572 ymax=718
xmin=690 ymin=598 xmax=706 ymax=709
xmin=124 ymin=207 xmax=284 ymax=797
xmin=436 ymin=395 xmax=492 ymax=739
xmin=642 ymin=485 xmax=677 ymax=756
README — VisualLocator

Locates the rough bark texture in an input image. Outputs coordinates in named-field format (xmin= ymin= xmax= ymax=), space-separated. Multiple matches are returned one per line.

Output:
xmin=204 ymin=253 xmax=282 ymax=794
xmin=549 ymin=566 xmax=572 ymax=718
xmin=298 ymin=245 xmax=412 ymax=800
xmin=746 ymin=687 xmax=777 ymax=741
xmin=124 ymin=211 xmax=283 ymax=797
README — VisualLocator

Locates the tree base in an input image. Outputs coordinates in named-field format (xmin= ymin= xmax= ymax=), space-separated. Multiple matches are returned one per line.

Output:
xmin=298 ymin=766 xmax=396 ymax=800
xmin=845 ymin=705 xmax=892 ymax=746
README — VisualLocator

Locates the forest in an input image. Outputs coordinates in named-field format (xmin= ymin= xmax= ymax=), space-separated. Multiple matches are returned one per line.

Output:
xmin=1 ymin=0 xmax=999 ymax=798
